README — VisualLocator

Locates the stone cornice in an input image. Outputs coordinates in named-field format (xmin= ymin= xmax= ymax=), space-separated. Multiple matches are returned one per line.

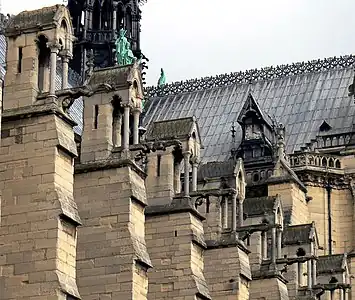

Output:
xmin=266 ymin=175 xmax=308 ymax=193
xmin=2 ymin=103 xmax=77 ymax=127
xmin=145 ymin=197 xmax=206 ymax=221
xmin=75 ymin=158 xmax=147 ymax=179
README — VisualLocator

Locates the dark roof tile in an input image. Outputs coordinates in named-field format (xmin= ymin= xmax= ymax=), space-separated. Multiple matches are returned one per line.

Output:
xmin=244 ymin=196 xmax=278 ymax=217
xmin=5 ymin=5 xmax=63 ymax=34
xmin=145 ymin=117 xmax=195 ymax=141
xmin=87 ymin=65 xmax=132 ymax=87
xmin=197 ymin=160 xmax=236 ymax=180
xmin=283 ymin=223 xmax=313 ymax=245
xmin=143 ymin=55 xmax=355 ymax=162
xmin=317 ymin=254 xmax=345 ymax=274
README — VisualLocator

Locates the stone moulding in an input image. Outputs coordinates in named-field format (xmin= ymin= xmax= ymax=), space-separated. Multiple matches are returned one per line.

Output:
xmin=144 ymin=54 xmax=355 ymax=97
xmin=74 ymin=158 xmax=147 ymax=179
xmin=2 ymin=103 xmax=77 ymax=127
xmin=145 ymin=197 xmax=206 ymax=221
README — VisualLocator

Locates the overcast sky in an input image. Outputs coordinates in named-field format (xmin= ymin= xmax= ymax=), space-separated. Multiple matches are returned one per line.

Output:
xmin=3 ymin=0 xmax=355 ymax=86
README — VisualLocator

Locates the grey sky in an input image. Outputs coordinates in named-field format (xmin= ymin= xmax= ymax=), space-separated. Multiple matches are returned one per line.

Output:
xmin=4 ymin=0 xmax=355 ymax=86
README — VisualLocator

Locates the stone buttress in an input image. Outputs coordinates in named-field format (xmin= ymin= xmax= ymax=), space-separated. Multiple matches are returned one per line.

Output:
xmin=144 ymin=117 xmax=211 ymax=299
xmin=74 ymin=62 xmax=152 ymax=299
xmin=0 ymin=5 xmax=81 ymax=299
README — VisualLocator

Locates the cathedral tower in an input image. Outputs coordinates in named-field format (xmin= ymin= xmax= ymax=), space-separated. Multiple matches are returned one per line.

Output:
xmin=68 ymin=0 xmax=147 ymax=78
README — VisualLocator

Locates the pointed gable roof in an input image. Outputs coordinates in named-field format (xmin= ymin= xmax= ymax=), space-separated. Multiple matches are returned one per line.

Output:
xmin=237 ymin=93 xmax=273 ymax=128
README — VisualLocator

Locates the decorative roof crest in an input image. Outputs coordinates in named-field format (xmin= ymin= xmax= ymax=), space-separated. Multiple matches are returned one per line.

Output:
xmin=145 ymin=55 xmax=355 ymax=97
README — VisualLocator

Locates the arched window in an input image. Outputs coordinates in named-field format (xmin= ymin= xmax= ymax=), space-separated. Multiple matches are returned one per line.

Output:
xmin=101 ymin=0 xmax=111 ymax=29
xmin=125 ymin=6 xmax=132 ymax=38
xmin=117 ymin=3 xmax=124 ymax=30
xmin=92 ymin=0 xmax=101 ymax=30
xmin=322 ymin=157 xmax=327 ymax=167
xmin=60 ymin=20 xmax=68 ymax=49
xmin=111 ymin=96 xmax=122 ymax=147
xmin=329 ymin=158 xmax=334 ymax=168
xmin=37 ymin=35 xmax=50 ymax=92
xmin=335 ymin=160 xmax=341 ymax=169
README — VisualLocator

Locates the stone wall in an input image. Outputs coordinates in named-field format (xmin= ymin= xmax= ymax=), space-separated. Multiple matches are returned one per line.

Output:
xmin=145 ymin=203 xmax=211 ymax=300
xmin=268 ymin=182 xmax=309 ymax=225
xmin=0 ymin=112 xmax=80 ymax=299
xmin=74 ymin=165 xmax=150 ymax=299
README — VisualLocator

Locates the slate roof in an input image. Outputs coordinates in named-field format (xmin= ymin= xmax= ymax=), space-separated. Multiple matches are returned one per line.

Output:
xmin=197 ymin=160 xmax=236 ymax=180
xmin=317 ymin=254 xmax=345 ymax=274
xmin=0 ymin=14 xmax=7 ymax=79
xmin=145 ymin=116 xmax=195 ymax=141
xmin=244 ymin=196 xmax=278 ymax=217
xmin=143 ymin=55 xmax=355 ymax=163
xmin=283 ymin=223 xmax=313 ymax=245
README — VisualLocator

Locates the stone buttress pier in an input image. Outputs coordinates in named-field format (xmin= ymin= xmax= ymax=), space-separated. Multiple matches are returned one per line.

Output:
xmin=0 ymin=5 xmax=81 ymax=300
xmin=74 ymin=62 xmax=152 ymax=299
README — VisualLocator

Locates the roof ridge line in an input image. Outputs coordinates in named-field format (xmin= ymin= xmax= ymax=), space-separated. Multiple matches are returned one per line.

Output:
xmin=145 ymin=54 xmax=355 ymax=97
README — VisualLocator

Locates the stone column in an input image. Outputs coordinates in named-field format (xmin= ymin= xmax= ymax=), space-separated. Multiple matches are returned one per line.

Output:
xmin=223 ymin=196 xmax=228 ymax=229
xmin=112 ymin=2 xmax=118 ymax=31
xmin=271 ymin=227 xmax=276 ymax=264
xmin=262 ymin=231 xmax=268 ymax=259
xmin=344 ymin=289 xmax=348 ymax=300
xmin=59 ymin=50 xmax=71 ymax=90
xmin=123 ymin=104 xmax=130 ymax=150
xmin=191 ymin=158 xmax=199 ymax=192
xmin=277 ymin=229 xmax=282 ymax=258
xmin=307 ymin=259 xmax=312 ymax=289
xmin=238 ymin=199 xmax=244 ymax=227
xmin=312 ymin=259 xmax=317 ymax=285
xmin=340 ymin=289 xmax=344 ymax=300
xmin=298 ymin=262 xmax=303 ymax=286
xmin=48 ymin=41 xmax=61 ymax=96
xmin=183 ymin=151 xmax=191 ymax=196
xmin=112 ymin=112 xmax=122 ymax=147
xmin=231 ymin=193 xmax=237 ymax=232
xmin=132 ymin=109 xmax=140 ymax=145
xmin=330 ymin=291 xmax=334 ymax=300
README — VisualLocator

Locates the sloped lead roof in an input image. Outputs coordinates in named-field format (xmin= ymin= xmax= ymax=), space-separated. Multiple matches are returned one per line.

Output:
xmin=143 ymin=55 xmax=355 ymax=163
xmin=243 ymin=196 xmax=278 ymax=217
xmin=5 ymin=5 xmax=64 ymax=34
xmin=145 ymin=116 xmax=196 ymax=141
xmin=317 ymin=254 xmax=346 ymax=274
xmin=283 ymin=223 xmax=314 ymax=245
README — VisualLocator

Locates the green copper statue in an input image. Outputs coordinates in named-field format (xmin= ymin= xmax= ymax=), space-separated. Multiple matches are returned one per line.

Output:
xmin=124 ymin=41 xmax=136 ymax=65
xmin=115 ymin=29 xmax=136 ymax=66
xmin=158 ymin=68 xmax=166 ymax=87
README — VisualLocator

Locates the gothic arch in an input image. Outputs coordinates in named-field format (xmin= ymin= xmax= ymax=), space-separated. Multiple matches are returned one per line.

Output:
xmin=36 ymin=34 xmax=50 ymax=92
xmin=117 ymin=2 xmax=125 ymax=30
xmin=92 ymin=0 xmax=101 ymax=30
xmin=125 ymin=5 xmax=133 ymax=38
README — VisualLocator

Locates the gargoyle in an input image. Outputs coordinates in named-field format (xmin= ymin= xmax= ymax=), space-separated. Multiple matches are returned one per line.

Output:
xmin=56 ymin=85 xmax=94 ymax=112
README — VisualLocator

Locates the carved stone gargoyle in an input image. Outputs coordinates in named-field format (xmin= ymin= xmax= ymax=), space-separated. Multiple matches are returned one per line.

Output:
xmin=56 ymin=85 xmax=94 ymax=112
